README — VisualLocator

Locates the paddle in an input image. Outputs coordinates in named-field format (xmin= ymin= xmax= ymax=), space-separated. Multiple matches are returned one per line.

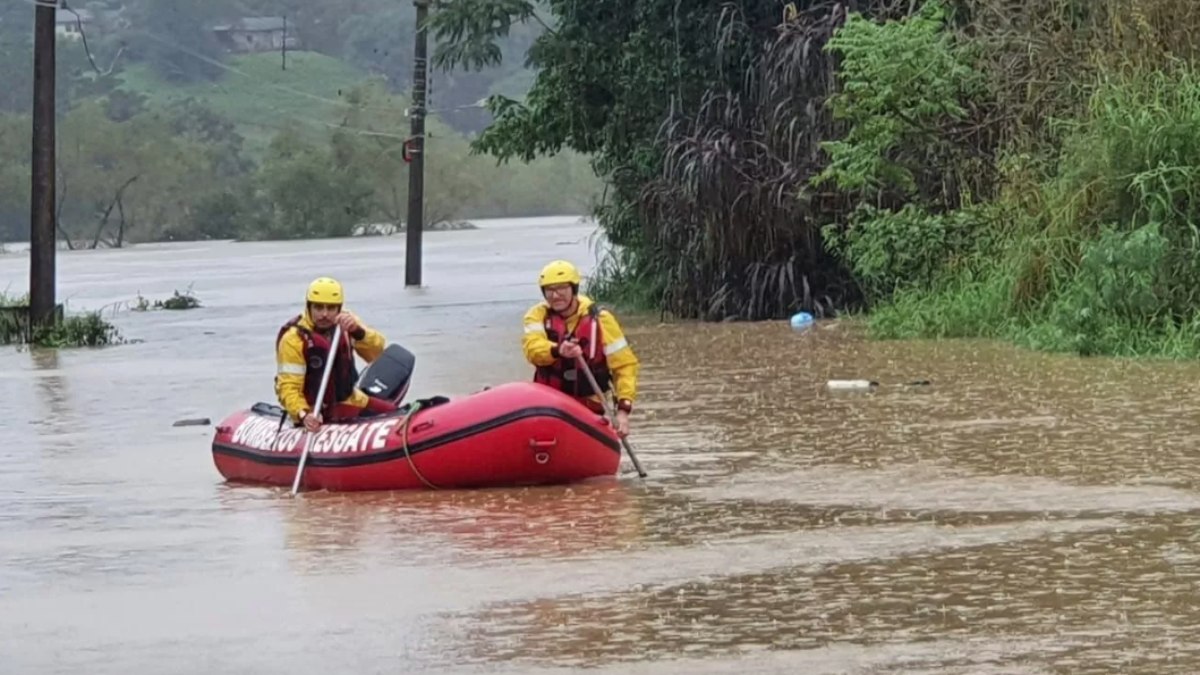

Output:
xmin=291 ymin=323 xmax=344 ymax=496
xmin=576 ymin=355 xmax=647 ymax=478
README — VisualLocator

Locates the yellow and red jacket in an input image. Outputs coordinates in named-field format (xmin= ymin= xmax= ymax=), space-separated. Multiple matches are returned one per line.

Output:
xmin=275 ymin=308 xmax=386 ymax=422
xmin=522 ymin=295 xmax=639 ymax=408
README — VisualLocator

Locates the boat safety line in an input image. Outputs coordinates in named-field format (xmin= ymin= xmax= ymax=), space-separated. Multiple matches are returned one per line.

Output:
xmin=400 ymin=401 xmax=439 ymax=489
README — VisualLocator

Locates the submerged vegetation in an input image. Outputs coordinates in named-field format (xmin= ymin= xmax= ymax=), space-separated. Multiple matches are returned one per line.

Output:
xmin=133 ymin=288 xmax=202 ymax=312
xmin=0 ymin=286 xmax=201 ymax=348
xmin=432 ymin=0 xmax=1200 ymax=357
xmin=0 ymin=293 xmax=122 ymax=348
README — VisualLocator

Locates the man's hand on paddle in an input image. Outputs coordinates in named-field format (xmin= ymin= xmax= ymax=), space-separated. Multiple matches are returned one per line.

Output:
xmin=335 ymin=312 xmax=361 ymax=336
xmin=614 ymin=410 xmax=630 ymax=438
xmin=559 ymin=339 xmax=583 ymax=360
xmin=302 ymin=411 xmax=323 ymax=432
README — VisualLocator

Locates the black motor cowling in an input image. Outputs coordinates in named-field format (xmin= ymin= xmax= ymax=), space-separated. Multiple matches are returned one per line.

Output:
xmin=357 ymin=343 xmax=416 ymax=404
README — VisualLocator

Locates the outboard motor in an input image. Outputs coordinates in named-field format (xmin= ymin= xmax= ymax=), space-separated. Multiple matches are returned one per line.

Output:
xmin=357 ymin=343 xmax=417 ymax=405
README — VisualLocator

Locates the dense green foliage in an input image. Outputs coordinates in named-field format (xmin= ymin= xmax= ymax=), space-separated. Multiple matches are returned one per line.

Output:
xmin=433 ymin=0 xmax=1200 ymax=357
xmin=819 ymin=0 xmax=1200 ymax=357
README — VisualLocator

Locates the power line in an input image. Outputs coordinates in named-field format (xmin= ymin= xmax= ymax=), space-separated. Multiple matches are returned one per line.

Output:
xmin=137 ymin=29 xmax=488 ymax=115
xmin=61 ymin=0 xmax=122 ymax=76
xmin=135 ymin=30 xmax=391 ymax=112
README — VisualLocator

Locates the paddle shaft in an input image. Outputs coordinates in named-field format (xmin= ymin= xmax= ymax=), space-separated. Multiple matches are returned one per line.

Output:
xmin=576 ymin=355 xmax=647 ymax=478
xmin=291 ymin=323 xmax=344 ymax=496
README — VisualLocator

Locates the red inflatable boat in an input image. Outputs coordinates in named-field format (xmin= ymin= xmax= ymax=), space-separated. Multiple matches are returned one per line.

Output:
xmin=210 ymin=379 xmax=623 ymax=492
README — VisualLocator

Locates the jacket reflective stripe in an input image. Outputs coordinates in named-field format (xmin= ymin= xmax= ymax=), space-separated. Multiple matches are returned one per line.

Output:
xmin=589 ymin=317 xmax=598 ymax=359
xmin=278 ymin=363 xmax=307 ymax=375
xmin=604 ymin=337 xmax=628 ymax=355
xmin=524 ymin=323 xmax=545 ymax=334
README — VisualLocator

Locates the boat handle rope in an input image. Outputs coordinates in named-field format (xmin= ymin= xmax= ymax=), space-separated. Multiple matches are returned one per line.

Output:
xmin=400 ymin=401 xmax=440 ymax=490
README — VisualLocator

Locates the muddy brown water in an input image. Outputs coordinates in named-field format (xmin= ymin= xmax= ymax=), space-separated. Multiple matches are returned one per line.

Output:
xmin=3 ymin=216 xmax=1200 ymax=673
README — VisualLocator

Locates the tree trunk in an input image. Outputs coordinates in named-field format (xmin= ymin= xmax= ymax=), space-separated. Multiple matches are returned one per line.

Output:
xmin=54 ymin=168 xmax=75 ymax=250
xmin=92 ymin=175 xmax=139 ymax=249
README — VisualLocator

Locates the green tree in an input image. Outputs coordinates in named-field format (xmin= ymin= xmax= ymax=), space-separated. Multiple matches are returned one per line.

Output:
xmin=0 ymin=32 xmax=32 ymax=115
xmin=174 ymin=184 xmax=268 ymax=240
xmin=256 ymin=127 xmax=374 ymax=239
xmin=0 ymin=113 xmax=29 ymax=242
xmin=161 ymin=98 xmax=254 ymax=178
xmin=817 ymin=2 xmax=989 ymax=204
xmin=54 ymin=101 xmax=220 ymax=245
xmin=428 ymin=0 xmax=847 ymax=318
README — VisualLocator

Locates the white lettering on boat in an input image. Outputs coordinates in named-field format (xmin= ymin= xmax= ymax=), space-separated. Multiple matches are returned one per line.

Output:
xmin=228 ymin=417 xmax=399 ymax=455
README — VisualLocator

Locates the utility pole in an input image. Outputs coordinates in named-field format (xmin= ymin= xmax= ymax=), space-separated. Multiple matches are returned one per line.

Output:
xmin=30 ymin=0 xmax=57 ymax=329
xmin=404 ymin=0 xmax=428 ymax=288
xmin=281 ymin=14 xmax=287 ymax=70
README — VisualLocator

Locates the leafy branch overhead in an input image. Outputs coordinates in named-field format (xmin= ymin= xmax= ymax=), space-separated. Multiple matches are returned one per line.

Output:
xmin=427 ymin=0 xmax=573 ymax=164
xmin=817 ymin=2 xmax=989 ymax=199
xmin=428 ymin=0 xmax=544 ymax=72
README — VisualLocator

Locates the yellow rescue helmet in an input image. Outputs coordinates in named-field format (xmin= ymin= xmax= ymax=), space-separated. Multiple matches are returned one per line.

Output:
xmin=538 ymin=260 xmax=582 ymax=287
xmin=306 ymin=276 xmax=344 ymax=305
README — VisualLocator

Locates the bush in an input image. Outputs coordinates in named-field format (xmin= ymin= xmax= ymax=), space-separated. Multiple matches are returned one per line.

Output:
xmin=0 ymin=293 xmax=122 ymax=348
xmin=823 ymin=4 xmax=1200 ymax=358
xmin=822 ymin=203 xmax=990 ymax=303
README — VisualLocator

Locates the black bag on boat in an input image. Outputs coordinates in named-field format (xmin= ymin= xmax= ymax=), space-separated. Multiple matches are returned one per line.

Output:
xmin=396 ymin=395 xmax=451 ymax=416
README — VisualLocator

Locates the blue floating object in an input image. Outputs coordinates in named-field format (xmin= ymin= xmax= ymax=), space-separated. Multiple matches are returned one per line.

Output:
xmin=790 ymin=311 xmax=814 ymax=331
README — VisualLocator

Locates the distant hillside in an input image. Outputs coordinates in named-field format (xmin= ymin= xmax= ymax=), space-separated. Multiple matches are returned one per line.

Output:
xmin=0 ymin=3 xmax=605 ymax=245
xmin=116 ymin=51 xmax=380 ymax=155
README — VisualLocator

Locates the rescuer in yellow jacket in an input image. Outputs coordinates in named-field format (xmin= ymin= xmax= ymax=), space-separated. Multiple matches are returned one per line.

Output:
xmin=522 ymin=260 xmax=640 ymax=437
xmin=275 ymin=277 xmax=391 ymax=432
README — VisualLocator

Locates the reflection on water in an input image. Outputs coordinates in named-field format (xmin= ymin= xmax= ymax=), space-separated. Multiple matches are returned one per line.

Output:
xmin=28 ymin=347 xmax=75 ymax=437
xmin=5 ymin=223 xmax=1200 ymax=673
xmin=276 ymin=481 xmax=646 ymax=575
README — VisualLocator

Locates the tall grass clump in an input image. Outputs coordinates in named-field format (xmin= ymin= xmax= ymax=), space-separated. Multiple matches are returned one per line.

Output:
xmin=1016 ymin=65 xmax=1200 ymax=356
xmin=634 ymin=0 xmax=909 ymax=322
xmin=855 ymin=63 xmax=1200 ymax=357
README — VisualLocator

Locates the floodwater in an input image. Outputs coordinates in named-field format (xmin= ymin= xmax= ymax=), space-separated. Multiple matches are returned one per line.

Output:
xmin=3 ymin=216 xmax=1200 ymax=673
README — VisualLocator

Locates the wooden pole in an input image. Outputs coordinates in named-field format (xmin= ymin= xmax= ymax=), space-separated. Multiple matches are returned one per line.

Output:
xmin=404 ymin=0 xmax=428 ymax=288
xmin=29 ymin=0 xmax=57 ymax=329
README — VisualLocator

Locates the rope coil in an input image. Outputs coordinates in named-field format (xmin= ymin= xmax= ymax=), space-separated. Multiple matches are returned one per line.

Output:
xmin=399 ymin=402 xmax=439 ymax=490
